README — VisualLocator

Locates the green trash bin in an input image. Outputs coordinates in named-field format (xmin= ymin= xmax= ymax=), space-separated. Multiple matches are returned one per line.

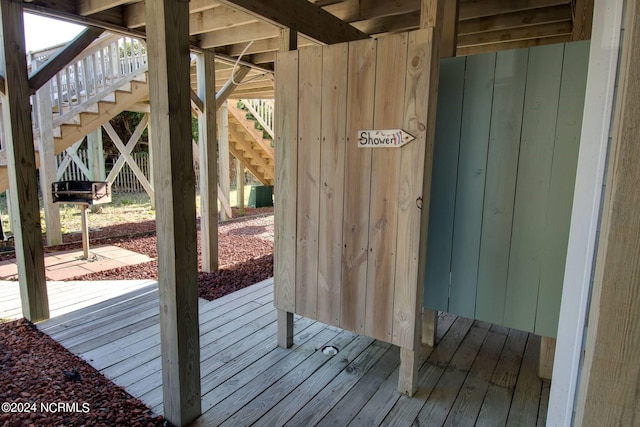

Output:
xmin=248 ymin=185 xmax=273 ymax=208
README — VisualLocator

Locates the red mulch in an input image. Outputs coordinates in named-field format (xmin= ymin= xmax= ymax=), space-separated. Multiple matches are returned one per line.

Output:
xmin=0 ymin=319 xmax=170 ymax=426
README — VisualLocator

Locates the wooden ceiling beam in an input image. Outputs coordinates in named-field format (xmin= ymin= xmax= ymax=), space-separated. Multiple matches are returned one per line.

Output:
xmin=190 ymin=6 xmax=257 ymax=35
xmin=124 ymin=0 xmax=218 ymax=28
xmin=457 ymin=19 xmax=572 ymax=46
xmin=458 ymin=4 xmax=571 ymax=35
xmin=215 ymin=0 xmax=369 ymax=44
xmin=457 ymin=33 xmax=570 ymax=55
xmin=458 ymin=0 xmax=569 ymax=21
xmin=322 ymin=0 xmax=419 ymax=22
xmin=78 ymin=0 xmax=129 ymax=16
xmin=199 ymin=21 xmax=279 ymax=48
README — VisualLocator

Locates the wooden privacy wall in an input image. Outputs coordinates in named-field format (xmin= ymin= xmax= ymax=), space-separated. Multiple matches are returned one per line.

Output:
xmin=275 ymin=29 xmax=435 ymax=350
xmin=424 ymin=41 xmax=590 ymax=337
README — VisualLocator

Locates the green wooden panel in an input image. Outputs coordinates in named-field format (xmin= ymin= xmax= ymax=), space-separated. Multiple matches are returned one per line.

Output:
xmin=449 ymin=53 xmax=496 ymax=318
xmin=503 ymin=43 xmax=564 ymax=332
xmin=535 ymin=41 xmax=590 ymax=337
xmin=475 ymin=49 xmax=529 ymax=326
xmin=423 ymin=57 xmax=466 ymax=311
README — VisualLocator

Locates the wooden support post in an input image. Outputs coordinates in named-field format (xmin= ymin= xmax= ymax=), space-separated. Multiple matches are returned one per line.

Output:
xmin=88 ymin=128 xmax=105 ymax=213
xmin=0 ymin=0 xmax=49 ymax=322
xmin=80 ymin=204 xmax=90 ymax=259
xmin=421 ymin=308 xmax=438 ymax=347
xmin=538 ymin=336 xmax=555 ymax=380
xmin=196 ymin=49 xmax=218 ymax=273
xmin=399 ymin=0 xmax=445 ymax=397
xmin=276 ymin=27 xmax=297 ymax=349
xmin=35 ymin=77 xmax=62 ymax=246
xmin=145 ymin=0 xmax=201 ymax=425
xmin=441 ymin=0 xmax=459 ymax=58
xmin=575 ymin=2 xmax=640 ymax=424
xmin=218 ymin=101 xmax=230 ymax=221
xmin=236 ymin=158 xmax=245 ymax=213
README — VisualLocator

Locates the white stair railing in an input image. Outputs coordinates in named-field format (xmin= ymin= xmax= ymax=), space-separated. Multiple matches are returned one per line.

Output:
xmin=240 ymin=99 xmax=274 ymax=140
xmin=40 ymin=33 xmax=147 ymax=120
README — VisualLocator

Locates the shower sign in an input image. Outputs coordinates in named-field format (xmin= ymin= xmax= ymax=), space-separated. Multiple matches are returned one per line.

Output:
xmin=357 ymin=129 xmax=415 ymax=148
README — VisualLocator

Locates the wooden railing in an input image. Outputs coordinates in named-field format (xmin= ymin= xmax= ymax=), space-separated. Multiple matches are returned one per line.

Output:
xmin=33 ymin=33 xmax=147 ymax=122
xmin=240 ymin=99 xmax=274 ymax=139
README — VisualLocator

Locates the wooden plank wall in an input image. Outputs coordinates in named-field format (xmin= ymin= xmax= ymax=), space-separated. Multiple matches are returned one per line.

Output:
xmin=275 ymin=30 xmax=433 ymax=350
xmin=424 ymin=41 xmax=590 ymax=337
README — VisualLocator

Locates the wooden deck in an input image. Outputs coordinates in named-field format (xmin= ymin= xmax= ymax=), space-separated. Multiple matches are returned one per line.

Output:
xmin=37 ymin=279 xmax=550 ymax=426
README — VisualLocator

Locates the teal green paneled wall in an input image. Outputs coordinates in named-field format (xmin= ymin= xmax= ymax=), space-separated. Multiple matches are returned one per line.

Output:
xmin=424 ymin=41 xmax=590 ymax=337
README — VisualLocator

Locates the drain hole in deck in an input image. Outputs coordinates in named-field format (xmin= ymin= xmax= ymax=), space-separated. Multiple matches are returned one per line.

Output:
xmin=322 ymin=345 xmax=339 ymax=356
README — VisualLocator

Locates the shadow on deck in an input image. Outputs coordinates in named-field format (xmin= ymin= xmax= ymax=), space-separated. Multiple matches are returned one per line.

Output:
xmin=37 ymin=279 xmax=549 ymax=426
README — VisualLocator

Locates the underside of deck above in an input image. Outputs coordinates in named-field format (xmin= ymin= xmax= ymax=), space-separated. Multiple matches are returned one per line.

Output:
xmin=22 ymin=0 xmax=594 ymax=99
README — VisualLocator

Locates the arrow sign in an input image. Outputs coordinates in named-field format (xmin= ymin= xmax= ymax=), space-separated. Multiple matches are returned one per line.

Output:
xmin=357 ymin=129 xmax=415 ymax=148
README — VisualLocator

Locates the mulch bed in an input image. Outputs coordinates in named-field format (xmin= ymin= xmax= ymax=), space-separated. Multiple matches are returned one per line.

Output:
xmin=0 ymin=319 xmax=169 ymax=426
xmin=0 ymin=210 xmax=274 ymax=426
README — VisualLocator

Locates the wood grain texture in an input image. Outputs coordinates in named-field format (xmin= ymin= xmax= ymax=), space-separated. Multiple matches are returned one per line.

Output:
xmin=0 ymin=0 xmax=49 ymax=322
xmin=341 ymin=38 xmax=376 ymax=334
xmin=317 ymin=42 xmax=348 ymax=326
xmin=35 ymin=79 xmax=62 ymax=246
xmin=475 ymin=48 xmax=528 ymax=326
xmin=295 ymin=46 xmax=323 ymax=319
xmin=449 ymin=52 xmax=496 ymax=318
xmin=274 ymin=48 xmax=298 ymax=313
xmin=365 ymin=32 xmax=407 ymax=343
xmin=145 ymin=0 xmax=201 ymax=424
xmin=393 ymin=28 xmax=434 ymax=350
xmin=503 ymin=43 xmax=563 ymax=332
xmin=577 ymin=1 xmax=640 ymax=424
xmin=217 ymin=101 xmax=230 ymax=221
xmin=197 ymin=50 xmax=219 ymax=273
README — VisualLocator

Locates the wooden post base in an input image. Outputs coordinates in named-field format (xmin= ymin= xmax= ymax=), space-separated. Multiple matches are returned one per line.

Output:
xmin=422 ymin=308 xmax=438 ymax=347
xmin=399 ymin=347 xmax=420 ymax=396
xmin=538 ymin=336 xmax=556 ymax=380
xmin=277 ymin=309 xmax=294 ymax=348
xmin=80 ymin=204 xmax=90 ymax=259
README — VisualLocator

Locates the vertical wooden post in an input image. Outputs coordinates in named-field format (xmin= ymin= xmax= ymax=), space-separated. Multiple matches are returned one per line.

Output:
xmin=0 ymin=0 xmax=49 ymax=322
xmin=218 ymin=101 xmax=230 ymax=221
xmin=196 ymin=49 xmax=218 ymax=273
xmin=399 ymin=0 xmax=445 ymax=396
xmin=35 ymin=75 xmax=62 ymax=246
xmin=236 ymin=158 xmax=245 ymax=213
xmin=276 ymin=27 xmax=297 ymax=349
xmin=147 ymin=119 xmax=155 ymax=210
xmin=421 ymin=309 xmax=438 ymax=347
xmin=145 ymin=0 xmax=201 ymax=425
xmin=88 ymin=128 xmax=105 ymax=181
xmin=575 ymin=1 xmax=640 ymax=424
xmin=80 ymin=204 xmax=90 ymax=259
xmin=87 ymin=127 xmax=105 ymax=213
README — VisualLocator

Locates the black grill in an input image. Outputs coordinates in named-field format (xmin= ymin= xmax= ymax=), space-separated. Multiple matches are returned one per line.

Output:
xmin=51 ymin=181 xmax=111 ymax=205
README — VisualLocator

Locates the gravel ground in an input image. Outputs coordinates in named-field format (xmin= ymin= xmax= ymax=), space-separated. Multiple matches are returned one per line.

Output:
xmin=0 ymin=211 xmax=274 ymax=426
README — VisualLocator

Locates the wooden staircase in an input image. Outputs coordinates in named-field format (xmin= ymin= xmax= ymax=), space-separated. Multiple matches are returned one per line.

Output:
xmin=0 ymin=33 xmax=150 ymax=192
xmin=227 ymin=101 xmax=274 ymax=186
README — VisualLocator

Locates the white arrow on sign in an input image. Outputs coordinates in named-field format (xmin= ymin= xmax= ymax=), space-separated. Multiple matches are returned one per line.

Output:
xmin=357 ymin=129 xmax=416 ymax=148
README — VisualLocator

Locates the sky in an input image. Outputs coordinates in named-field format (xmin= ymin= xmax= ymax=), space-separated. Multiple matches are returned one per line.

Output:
xmin=23 ymin=13 xmax=85 ymax=52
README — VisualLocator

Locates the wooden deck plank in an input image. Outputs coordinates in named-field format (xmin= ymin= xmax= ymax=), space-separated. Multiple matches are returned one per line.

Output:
xmin=506 ymin=334 xmax=543 ymax=426
xmin=537 ymin=380 xmax=551 ymax=427
xmin=35 ymin=281 xmax=548 ymax=425
xmin=283 ymin=341 xmax=391 ymax=426
xmin=316 ymin=345 xmax=400 ymax=426
xmin=443 ymin=324 xmax=509 ymax=427
xmin=381 ymin=316 xmax=475 ymax=425
xmin=475 ymin=327 xmax=529 ymax=426
xmin=233 ymin=333 xmax=373 ymax=426
xmin=199 ymin=330 xmax=362 ymax=425
xmin=414 ymin=320 xmax=491 ymax=426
